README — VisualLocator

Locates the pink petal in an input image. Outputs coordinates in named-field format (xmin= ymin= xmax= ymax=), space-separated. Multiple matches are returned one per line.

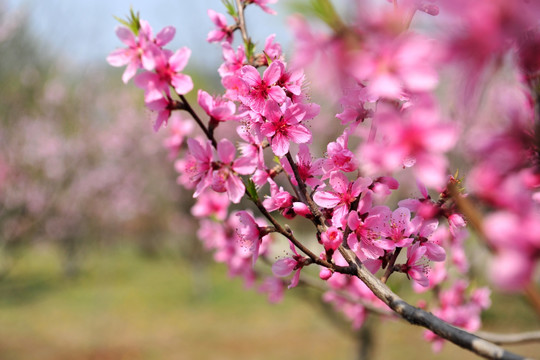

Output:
xmin=272 ymin=258 xmax=295 ymax=277
xmin=153 ymin=108 xmax=170 ymax=132
xmin=197 ymin=90 xmax=213 ymax=115
xmin=313 ymin=191 xmax=341 ymax=208
xmin=172 ymin=73 xmax=194 ymax=95
xmin=263 ymin=99 xmax=282 ymax=123
xmin=241 ymin=66 xmax=261 ymax=86
xmin=115 ymin=26 xmax=136 ymax=47
xmin=233 ymin=156 xmax=257 ymax=175
xmin=409 ymin=268 xmax=429 ymax=287
xmin=289 ymin=269 xmax=301 ymax=289
xmin=263 ymin=61 xmax=284 ymax=84
xmin=267 ymin=86 xmax=286 ymax=103
xmin=208 ymin=9 xmax=227 ymax=27
xmin=420 ymin=218 xmax=439 ymax=238
xmin=217 ymin=139 xmax=236 ymax=164
xmin=107 ymin=49 xmax=130 ymax=67
xmin=424 ymin=243 xmax=446 ymax=262
xmin=329 ymin=172 xmax=348 ymax=193
xmin=271 ymin=133 xmax=290 ymax=157
xmin=287 ymin=124 xmax=312 ymax=144
xmin=351 ymin=177 xmax=372 ymax=197
xmin=122 ymin=61 xmax=139 ymax=84
xmin=347 ymin=211 xmax=361 ymax=230
xmin=187 ymin=138 xmax=211 ymax=162
xmin=155 ymin=26 xmax=176 ymax=46
xmin=207 ymin=29 xmax=226 ymax=43
xmin=170 ymin=47 xmax=191 ymax=72
xmin=226 ymin=174 xmax=246 ymax=203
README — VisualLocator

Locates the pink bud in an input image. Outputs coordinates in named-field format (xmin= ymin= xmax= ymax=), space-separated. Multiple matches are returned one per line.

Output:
xmin=319 ymin=268 xmax=333 ymax=280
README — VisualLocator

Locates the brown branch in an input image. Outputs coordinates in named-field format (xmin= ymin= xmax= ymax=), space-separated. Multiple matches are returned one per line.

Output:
xmin=234 ymin=0 xmax=249 ymax=45
xmin=337 ymin=245 xmax=529 ymax=360
xmin=171 ymin=96 xmax=217 ymax=148
xmin=380 ymin=247 xmax=401 ymax=284
xmin=249 ymin=196 xmax=354 ymax=275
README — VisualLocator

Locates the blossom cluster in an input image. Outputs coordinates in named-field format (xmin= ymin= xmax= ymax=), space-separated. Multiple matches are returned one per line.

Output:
xmin=108 ymin=0 xmax=540 ymax=354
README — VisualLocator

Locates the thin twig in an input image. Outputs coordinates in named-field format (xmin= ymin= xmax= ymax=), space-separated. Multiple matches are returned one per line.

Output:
xmin=380 ymin=247 xmax=401 ymax=284
xmin=234 ymin=0 xmax=249 ymax=45
xmin=250 ymin=196 xmax=354 ymax=275
xmin=285 ymin=152 xmax=327 ymax=232
xmin=475 ymin=331 xmax=540 ymax=346
xmin=171 ymin=96 xmax=216 ymax=148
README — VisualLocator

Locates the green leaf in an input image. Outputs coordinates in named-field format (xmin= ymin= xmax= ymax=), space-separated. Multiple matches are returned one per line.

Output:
xmin=245 ymin=178 xmax=259 ymax=201
xmin=114 ymin=7 xmax=141 ymax=36
xmin=222 ymin=0 xmax=237 ymax=17
xmin=245 ymin=39 xmax=256 ymax=62
xmin=310 ymin=0 xmax=344 ymax=32
xmin=289 ymin=0 xmax=344 ymax=32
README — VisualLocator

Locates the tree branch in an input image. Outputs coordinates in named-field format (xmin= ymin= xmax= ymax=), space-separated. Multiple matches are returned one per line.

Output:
xmin=337 ymin=245 xmax=530 ymax=360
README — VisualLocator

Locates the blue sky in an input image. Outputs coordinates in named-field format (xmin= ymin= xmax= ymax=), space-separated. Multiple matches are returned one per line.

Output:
xmin=4 ymin=0 xmax=294 ymax=69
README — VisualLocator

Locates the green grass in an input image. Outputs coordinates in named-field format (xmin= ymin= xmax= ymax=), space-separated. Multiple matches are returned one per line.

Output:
xmin=0 ymin=246 xmax=538 ymax=360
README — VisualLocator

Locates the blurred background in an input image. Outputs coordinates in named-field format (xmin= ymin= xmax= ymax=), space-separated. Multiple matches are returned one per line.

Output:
xmin=0 ymin=1 xmax=539 ymax=359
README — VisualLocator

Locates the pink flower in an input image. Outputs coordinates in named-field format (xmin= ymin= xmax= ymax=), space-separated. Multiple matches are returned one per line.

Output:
xmin=262 ymin=179 xmax=293 ymax=212
xmin=222 ymin=74 xmax=250 ymax=101
xmin=263 ymin=34 xmax=283 ymax=63
xmin=246 ymin=0 xmax=278 ymax=15
xmin=258 ymin=277 xmax=285 ymax=303
xmin=163 ymin=112 xmax=194 ymax=157
xmin=107 ymin=21 xmax=175 ymax=83
xmin=212 ymin=139 xmax=257 ymax=203
xmin=207 ymin=9 xmax=233 ymax=43
xmin=321 ymin=227 xmax=343 ymax=252
xmin=239 ymin=61 xmax=286 ymax=113
xmin=351 ymin=33 xmax=440 ymax=98
xmin=218 ymin=43 xmax=246 ymax=77
xmin=197 ymin=89 xmax=237 ymax=122
xmin=134 ymin=47 xmax=193 ymax=103
xmin=336 ymin=84 xmax=375 ymax=129
xmin=347 ymin=208 xmax=387 ymax=261
xmin=260 ymin=101 xmax=312 ymax=157
xmin=417 ymin=218 xmax=446 ymax=262
xmin=403 ymin=244 xmax=429 ymax=287
xmin=272 ymin=241 xmax=306 ymax=289
xmin=235 ymin=210 xmax=263 ymax=265
xmin=484 ymin=211 xmax=540 ymax=291
xmin=314 ymin=172 xmax=372 ymax=228
xmin=322 ymin=130 xmax=357 ymax=177
xmin=191 ymin=189 xmax=230 ymax=221
xmin=361 ymin=99 xmax=457 ymax=188
xmin=107 ymin=26 xmax=146 ymax=83
xmin=378 ymin=207 xmax=416 ymax=250
xmin=185 ymin=138 xmax=214 ymax=197
xmin=145 ymin=96 xmax=172 ymax=132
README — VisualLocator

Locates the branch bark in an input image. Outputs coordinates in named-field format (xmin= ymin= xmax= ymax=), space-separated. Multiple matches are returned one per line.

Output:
xmin=338 ymin=245 xmax=531 ymax=360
